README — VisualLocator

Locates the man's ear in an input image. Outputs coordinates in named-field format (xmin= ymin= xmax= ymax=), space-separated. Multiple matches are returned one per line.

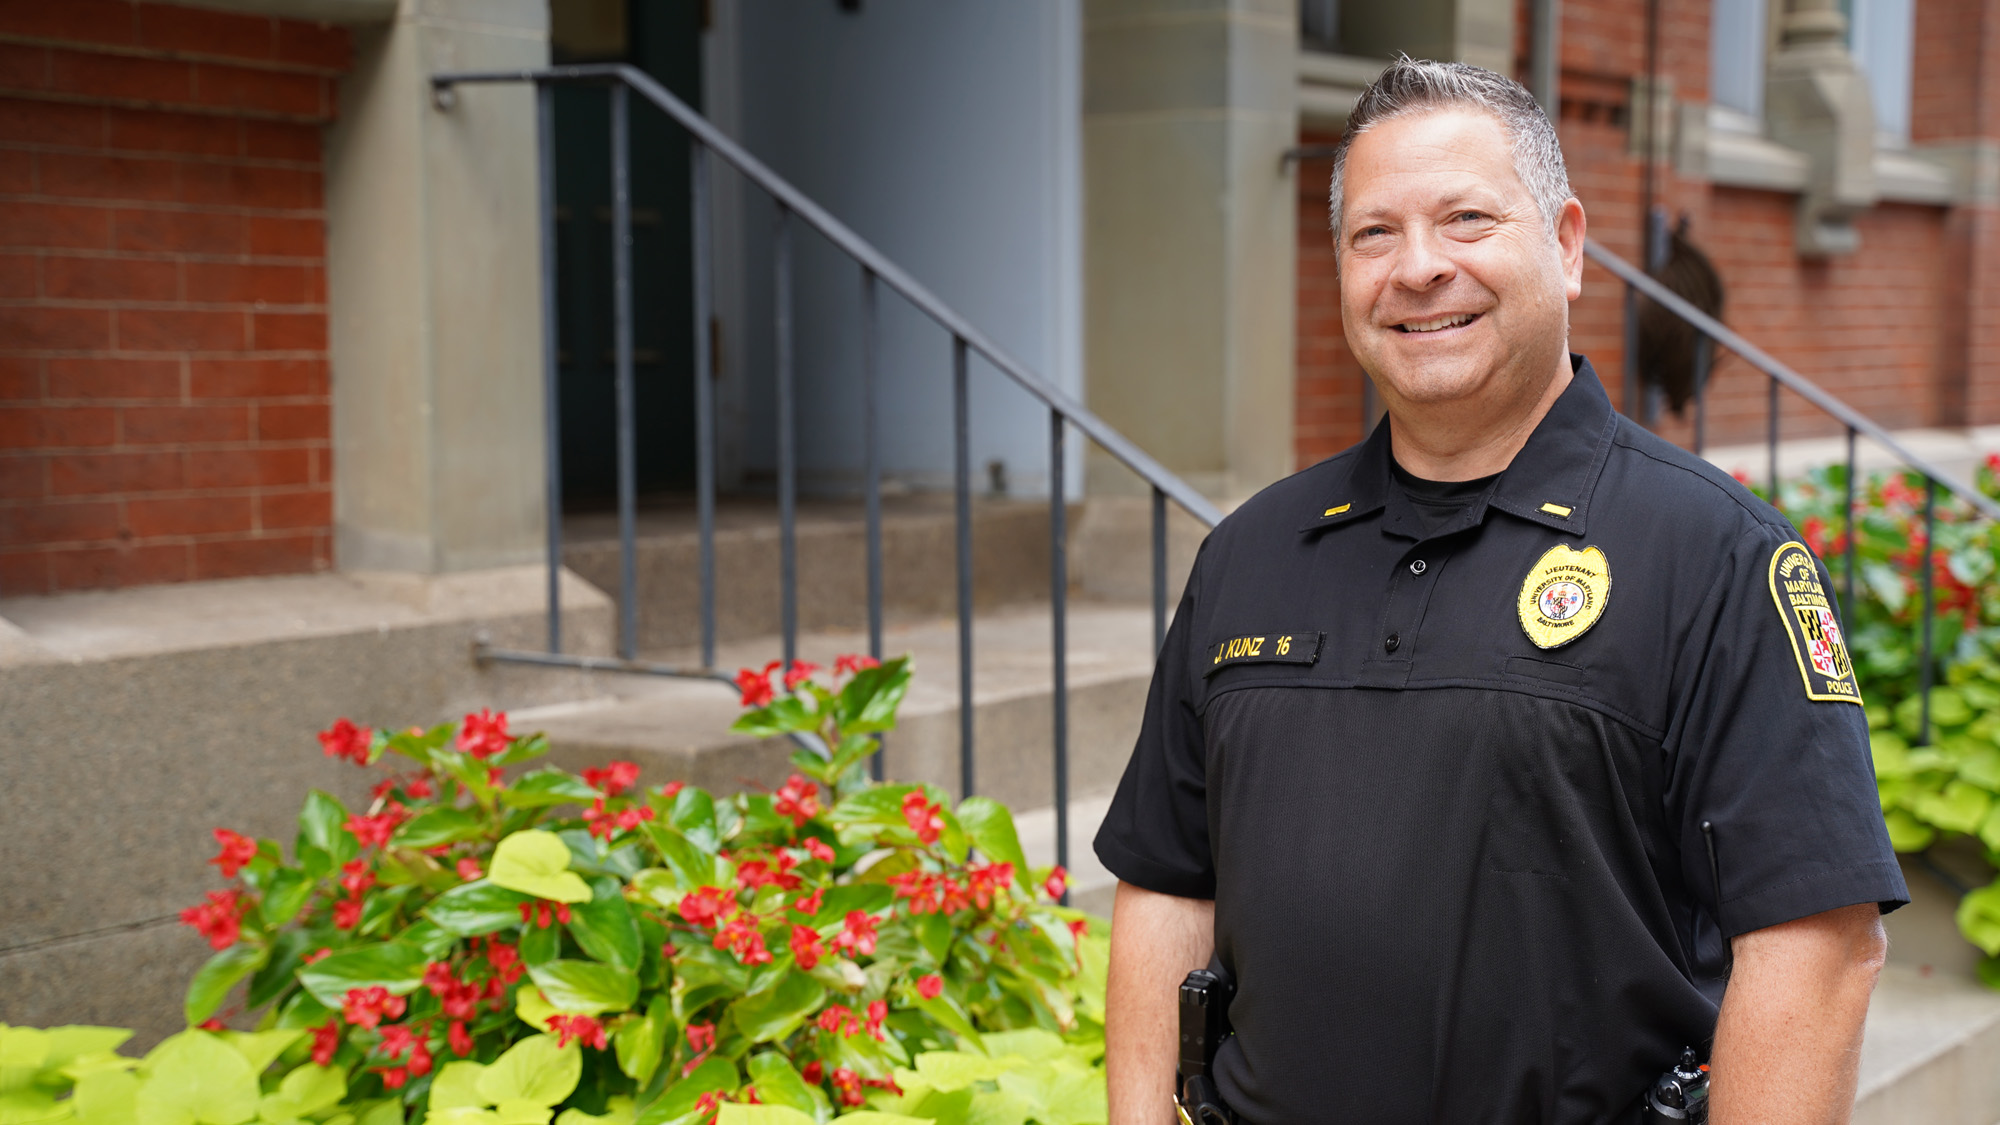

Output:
xmin=1556 ymin=197 xmax=1586 ymax=301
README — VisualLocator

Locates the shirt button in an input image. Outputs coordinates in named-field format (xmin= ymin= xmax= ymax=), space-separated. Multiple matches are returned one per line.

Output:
xmin=1384 ymin=633 xmax=1401 ymax=653
xmin=1409 ymin=559 xmax=1428 ymax=575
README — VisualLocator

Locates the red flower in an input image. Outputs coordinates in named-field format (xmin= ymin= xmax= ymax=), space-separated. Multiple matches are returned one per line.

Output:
xmin=484 ymin=938 xmax=523 ymax=983
xmin=659 ymin=781 xmax=685 ymax=802
xmin=179 ymin=890 xmax=245 ymax=950
xmin=888 ymin=870 xmax=969 ymax=916
xmin=782 ymin=661 xmax=820 ymax=691
xmin=792 ymin=887 xmax=824 ymax=915
xmin=967 ymin=862 xmax=1014 ymax=908
xmin=516 ymin=900 xmax=571 ymax=929
xmin=310 ymin=1020 xmax=341 ymax=1066
xmin=1068 ymin=918 xmax=1090 ymax=941
xmin=547 ymin=1014 xmax=608 ymax=1050
xmin=683 ymin=1021 xmax=715 ymax=1075
xmin=916 ymin=974 xmax=943 ymax=1000
xmin=318 ymin=719 xmax=373 ymax=766
xmin=582 ymin=761 xmax=641 ymax=797
xmin=340 ymin=859 xmax=377 ymax=896
xmin=457 ymin=709 xmax=512 ymax=760
xmin=1803 ymin=516 xmax=1829 ymax=558
xmin=343 ymin=804 xmax=405 ymax=850
xmin=803 ymin=837 xmax=836 ymax=864
xmin=679 ymin=885 xmax=734 ymax=928
xmin=833 ymin=653 xmax=879 ymax=676
xmin=408 ymin=1040 xmax=432 ymax=1078
xmin=790 ymin=924 xmax=824 ymax=970
xmin=661 ymin=941 xmax=679 ymax=959
xmin=801 ymin=1060 xmax=824 ymax=1085
xmin=341 ymin=987 xmax=405 ymax=1030
xmin=405 ymin=775 xmax=435 ymax=800
xmin=456 ymin=857 xmax=483 ymax=880
xmin=734 ymin=661 xmax=781 ymax=707
xmin=333 ymin=896 xmax=364 ymax=931
xmin=901 ymin=791 xmax=944 ymax=845
xmin=714 ymin=915 xmax=773 ymax=965
xmin=1044 ymin=865 xmax=1068 ymax=900
xmin=831 ymin=1067 xmax=864 ymax=1107
xmin=448 ymin=1019 xmax=473 ymax=1057
xmin=816 ymin=1005 xmax=856 ymax=1036
xmin=379 ymin=1023 xmax=420 ymax=1059
xmin=737 ymin=852 xmax=802 ymax=892
xmin=832 ymin=910 xmax=878 ymax=956
xmin=208 ymin=829 xmax=259 ymax=880
xmin=305 ymin=947 xmax=332 ymax=964
xmin=864 ymin=999 xmax=888 ymax=1041
xmin=198 ymin=1018 xmax=227 ymax=1031
xmin=773 ymin=775 xmax=821 ymax=828
xmin=376 ymin=1067 xmax=408 ymax=1090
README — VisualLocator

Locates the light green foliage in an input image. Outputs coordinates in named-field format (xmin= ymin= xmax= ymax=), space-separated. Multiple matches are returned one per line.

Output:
xmin=489 ymin=833 xmax=593 ymax=904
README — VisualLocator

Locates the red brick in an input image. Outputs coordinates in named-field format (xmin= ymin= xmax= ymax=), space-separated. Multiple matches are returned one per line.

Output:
xmin=274 ymin=21 xmax=350 ymax=71
xmin=105 ymin=106 xmax=238 ymax=157
xmin=193 ymin=531 xmax=317 ymax=579
xmin=241 ymin=119 xmax=319 ymax=163
xmin=0 ymin=499 xmax=118 ymax=544
xmin=48 ymin=48 xmax=193 ymax=105
xmin=190 ymin=62 xmax=324 ymax=119
xmin=251 ymin=310 xmax=322 ymax=349
xmin=255 ymin=401 xmax=325 ymax=441
xmin=111 ymin=206 xmax=241 ymax=253
xmin=115 ymin=306 xmax=244 ymax=351
xmin=246 ymin=214 xmax=319 ymax=257
xmin=0 ymin=43 xmax=48 ymax=93
xmin=0 ymin=454 xmax=42 ymax=499
xmin=0 ymin=405 xmax=114 ymax=447
xmin=0 ymin=251 xmax=32 ymax=298
xmin=0 ymin=0 xmax=140 ymax=47
xmin=0 ymin=201 xmax=112 ymax=250
xmin=0 ymin=547 xmax=46 ymax=594
xmin=0 ymin=304 xmax=110 ymax=349
xmin=182 ymin=261 xmax=299 ymax=304
xmin=0 ymin=147 xmax=31 ymax=193
xmin=47 ymin=356 xmax=177 ymax=398
xmin=43 ymin=253 xmax=177 ymax=300
xmin=120 ymin=402 xmax=247 ymax=444
xmin=256 ymin=487 xmax=327 ymax=529
xmin=188 ymin=356 xmax=321 ymax=397
xmin=49 ymin=450 xmax=180 ymax=495
xmin=178 ymin=160 xmax=316 ymax=209
xmin=0 ymin=98 xmax=103 ymax=147
xmin=310 ymin=443 xmax=328 ymax=483
xmin=46 ymin=542 xmax=190 ymax=590
xmin=126 ymin=494 xmax=252 ymax=537
xmin=0 ymin=355 xmax=37 ymax=399
xmin=137 ymin=5 xmax=274 ymax=64
xmin=187 ymin=446 xmax=305 ymax=488
xmin=38 ymin=151 xmax=181 ymax=203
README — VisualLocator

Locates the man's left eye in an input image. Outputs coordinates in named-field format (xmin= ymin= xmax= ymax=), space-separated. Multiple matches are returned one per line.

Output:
xmin=1455 ymin=211 xmax=1487 ymax=222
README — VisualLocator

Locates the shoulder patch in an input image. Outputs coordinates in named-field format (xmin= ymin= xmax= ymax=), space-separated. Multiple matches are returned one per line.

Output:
xmin=1767 ymin=540 xmax=1862 ymax=704
xmin=1517 ymin=544 xmax=1610 ymax=648
xmin=1205 ymin=631 xmax=1323 ymax=676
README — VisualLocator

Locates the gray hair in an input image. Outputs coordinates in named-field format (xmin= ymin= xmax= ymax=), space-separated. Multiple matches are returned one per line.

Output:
xmin=1328 ymin=57 xmax=1574 ymax=246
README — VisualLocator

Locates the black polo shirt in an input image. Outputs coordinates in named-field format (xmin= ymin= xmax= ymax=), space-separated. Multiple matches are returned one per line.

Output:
xmin=1095 ymin=358 xmax=1906 ymax=1124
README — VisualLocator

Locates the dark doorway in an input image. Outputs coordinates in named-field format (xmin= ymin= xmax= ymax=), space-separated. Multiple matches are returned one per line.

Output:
xmin=550 ymin=0 xmax=703 ymax=504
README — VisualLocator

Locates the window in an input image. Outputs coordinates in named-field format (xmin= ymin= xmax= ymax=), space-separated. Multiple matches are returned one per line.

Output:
xmin=1710 ymin=0 xmax=1769 ymax=122
xmin=1301 ymin=0 xmax=1341 ymax=53
xmin=1849 ymin=0 xmax=1915 ymax=142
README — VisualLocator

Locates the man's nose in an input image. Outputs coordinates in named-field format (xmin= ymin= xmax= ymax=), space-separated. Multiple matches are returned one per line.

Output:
xmin=1390 ymin=224 xmax=1456 ymax=292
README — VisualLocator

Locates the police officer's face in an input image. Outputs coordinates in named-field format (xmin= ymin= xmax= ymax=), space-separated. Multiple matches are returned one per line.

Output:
xmin=1336 ymin=109 xmax=1585 ymax=416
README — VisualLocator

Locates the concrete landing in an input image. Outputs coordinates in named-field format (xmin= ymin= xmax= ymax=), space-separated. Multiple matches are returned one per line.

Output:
xmin=1856 ymin=964 xmax=2000 ymax=1125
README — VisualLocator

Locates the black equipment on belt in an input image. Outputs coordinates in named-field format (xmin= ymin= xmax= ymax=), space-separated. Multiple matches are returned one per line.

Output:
xmin=1175 ymin=965 xmax=1236 ymax=1125
xmin=1642 ymin=1047 xmax=1711 ymax=1123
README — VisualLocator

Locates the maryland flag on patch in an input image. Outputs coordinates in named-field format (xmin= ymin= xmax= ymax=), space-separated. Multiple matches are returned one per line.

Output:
xmin=1767 ymin=540 xmax=1862 ymax=704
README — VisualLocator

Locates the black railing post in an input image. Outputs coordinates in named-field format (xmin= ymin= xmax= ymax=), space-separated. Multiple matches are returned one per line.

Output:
xmin=1920 ymin=476 xmax=1937 ymax=746
xmin=1843 ymin=427 xmax=1857 ymax=620
xmin=862 ymin=268 xmax=885 ymax=781
xmin=954 ymin=337 xmax=975 ymax=798
xmin=1767 ymin=375 xmax=1779 ymax=499
xmin=690 ymin=142 xmax=717 ymax=670
xmin=775 ymin=204 xmax=798 ymax=671
xmin=610 ymin=81 xmax=638 ymax=662
xmin=1050 ymin=410 xmax=1070 ymax=886
xmin=1622 ymin=281 xmax=1640 ymax=415
xmin=535 ymin=80 xmax=563 ymax=654
xmin=1691 ymin=333 xmax=1711 ymax=457
xmin=1152 ymin=485 xmax=1168 ymax=653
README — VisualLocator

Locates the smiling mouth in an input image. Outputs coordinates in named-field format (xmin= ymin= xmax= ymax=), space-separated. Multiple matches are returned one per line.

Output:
xmin=1394 ymin=312 xmax=1480 ymax=334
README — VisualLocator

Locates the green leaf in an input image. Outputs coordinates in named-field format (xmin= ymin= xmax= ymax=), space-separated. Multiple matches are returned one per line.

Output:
xmin=727 ymin=973 xmax=825 ymax=1044
xmin=729 ymin=698 xmax=817 ymax=739
xmin=257 ymin=1064 xmax=347 ymax=1122
xmin=613 ymin=996 xmax=670 ymax=1088
xmin=135 ymin=1032 xmax=258 ymax=1125
xmin=488 ymin=832 xmax=592 ymax=904
xmin=524 ymin=961 xmax=637 ymax=1015
xmin=741 ymin=1054 xmax=818 ymax=1115
xmin=955 ymin=798 xmax=1030 ymax=885
xmin=825 ymin=786 xmax=918 ymax=833
xmin=297 ymin=791 xmax=357 ymax=869
xmin=567 ymin=879 xmax=641 ymax=971
xmin=910 ymin=1051 xmax=1011 ymax=1092
xmin=426 ymin=880 xmax=534 ymax=938
xmin=429 ymin=1061 xmax=489 ymax=1112
xmin=475 ymin=1036 xmax=579 ymax=1109
xmin=640 ymin=826 xmax=715 ymax=892
xmin=295 ymin=942 xmax=429 ymax=1007
xmin=827 ymin=1116 xmax=934 ymax=1125
xmin=502 ymin=771 xmax=600 ymax=810
xmin=554 ymin=1097 xmax=635 ymax=1125
xmin=72 ymin=1067 xmax=138 ymax=1125
xmin=632 ymin=1056 xmax=736 ymax=1125
xmin=666 ymin=789 xmax=720 ymax=854
xmin=713 ymin=1109 xmax=813 ymax=1125
xmin=1964 ymin=882 xmax=2000 ymax=956
xmin=215 ymin=1030 xmax=300 ymax=1075
xmin=392 ymin=807 xmax=488 ymax=850
xmin=1884 ymin=808 xmax=1936 ymax=852
xmin=836 ymin=657 xmax=912 ymax=735
xmin=1917 ymin=780 xmax=1993 ymax=834
xmin=493 ymin=733 xmax=552 ymax=768
xmin=260 ymin=869 xmax=315 ymax=929
xmin=183 ymin=945 xmax=268 ymax=1027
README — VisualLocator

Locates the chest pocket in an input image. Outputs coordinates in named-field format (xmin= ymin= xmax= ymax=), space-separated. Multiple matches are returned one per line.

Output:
xmin=1204 ymin=630 xmax=1324 ymax=676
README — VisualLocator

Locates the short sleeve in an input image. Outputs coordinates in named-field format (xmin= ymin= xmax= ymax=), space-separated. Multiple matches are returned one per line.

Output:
xmin=1092 ymin=543 xmax=1216 ymax=900
xmin=1664 ymin=523 xmax=1908 ymax=937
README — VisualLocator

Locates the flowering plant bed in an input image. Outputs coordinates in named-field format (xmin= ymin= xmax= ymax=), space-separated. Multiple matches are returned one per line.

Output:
xmin=2 ymin=654 xmax=1107 ymax=1125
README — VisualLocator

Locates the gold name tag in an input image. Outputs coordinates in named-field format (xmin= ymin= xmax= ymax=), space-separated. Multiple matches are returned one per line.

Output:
xmin=1205 ymin=631 xmax=1323 ymax=675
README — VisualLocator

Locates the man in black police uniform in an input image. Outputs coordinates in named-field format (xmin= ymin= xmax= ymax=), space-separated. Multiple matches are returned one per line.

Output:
xmin=1096 ymin=58 xmax=1906 ymax=1124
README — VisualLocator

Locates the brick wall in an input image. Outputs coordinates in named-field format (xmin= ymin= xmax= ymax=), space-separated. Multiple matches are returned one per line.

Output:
xmin=0 ymin=0 xmax=348 ymax=596
xmin=1294 ymin=0 xmax=1996 ymax=467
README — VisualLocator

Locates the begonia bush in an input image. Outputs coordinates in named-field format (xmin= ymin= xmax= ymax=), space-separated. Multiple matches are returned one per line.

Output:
xmin=2 ymin=654 xmax=1108 ymax=1125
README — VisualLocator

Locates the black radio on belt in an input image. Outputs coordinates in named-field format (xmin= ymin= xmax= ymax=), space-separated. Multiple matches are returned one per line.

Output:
xmin=1642 ymin=1047 xmax=1711 ymax=1123
xmin=1176 ymin=967 xmax=1236 ymax=1125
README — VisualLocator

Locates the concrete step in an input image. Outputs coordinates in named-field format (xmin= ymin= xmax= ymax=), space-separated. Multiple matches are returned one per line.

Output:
xmin=513 ymin=601 xmax=1154 ymax=820
xmin=1856 ymin=964 xmax=2000 ymax=1125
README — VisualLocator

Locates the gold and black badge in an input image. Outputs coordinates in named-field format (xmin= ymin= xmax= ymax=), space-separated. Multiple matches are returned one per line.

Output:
xmin=1517 ymin=544 xmax=1611 ymax=649
xmin=1767 ymin=540 xmax=1861 ymax=704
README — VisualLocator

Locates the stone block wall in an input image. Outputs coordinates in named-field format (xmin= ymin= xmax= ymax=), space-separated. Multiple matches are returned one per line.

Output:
xmin=0 ymin=1 xmax=350 ymax=595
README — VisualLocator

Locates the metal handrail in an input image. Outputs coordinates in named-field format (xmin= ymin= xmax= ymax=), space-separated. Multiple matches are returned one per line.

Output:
xmin=1590 ymin=236 xmax=1985 ymax=746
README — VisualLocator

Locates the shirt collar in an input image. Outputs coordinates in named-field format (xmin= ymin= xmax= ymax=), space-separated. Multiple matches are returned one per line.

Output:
xmin=1301 ymin=355 xmax=1617 ymax=539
